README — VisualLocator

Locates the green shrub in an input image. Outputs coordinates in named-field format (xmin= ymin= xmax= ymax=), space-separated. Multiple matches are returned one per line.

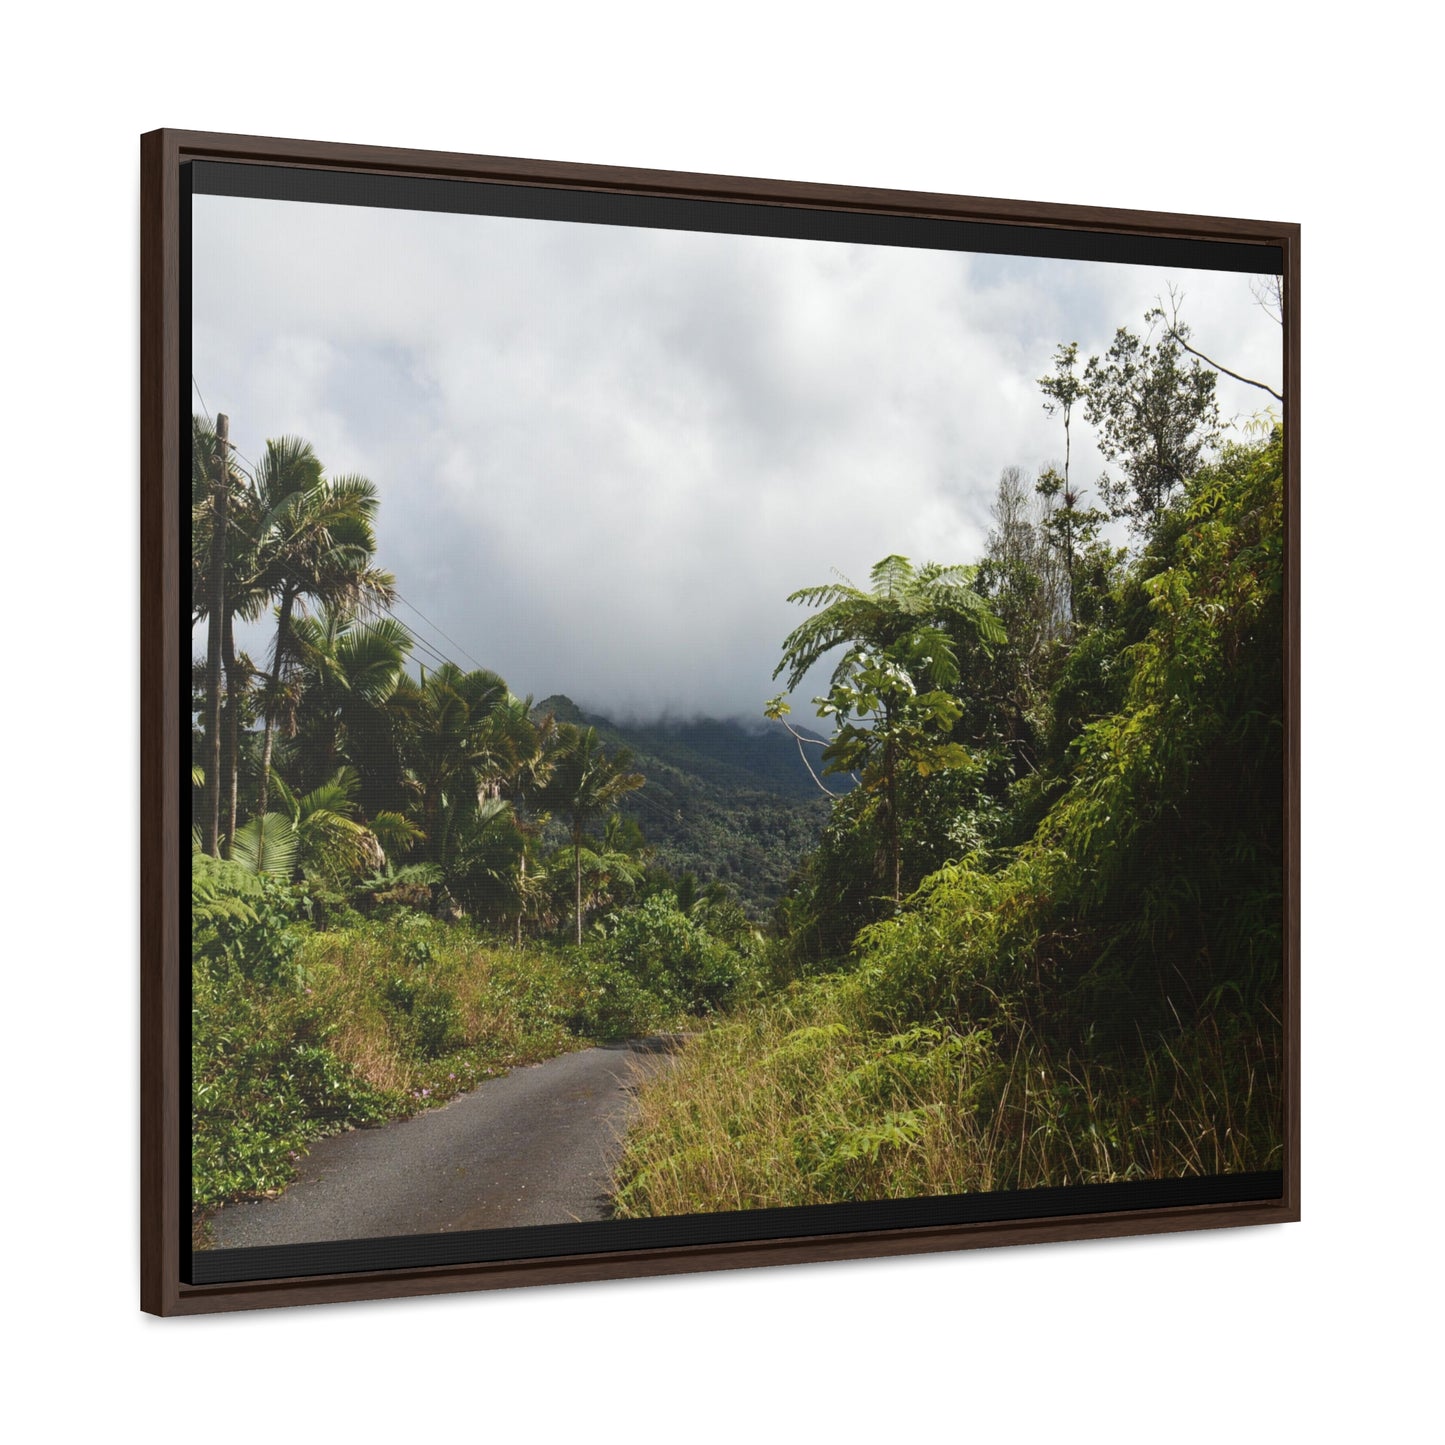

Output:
xmin=564 ymin=949 xmax=672 ymax=1038
xmin=192 ymin=853 xmax=309 ymax=988
xmin=603 ymin=895 xmax=752 ymax=1015
xmin=190 ymin=962 xmax=390 ymax=1205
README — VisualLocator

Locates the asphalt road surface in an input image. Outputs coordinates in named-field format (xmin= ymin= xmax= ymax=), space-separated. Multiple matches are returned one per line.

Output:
xmin=206 ymin=1038 xmax=680 ymax=1249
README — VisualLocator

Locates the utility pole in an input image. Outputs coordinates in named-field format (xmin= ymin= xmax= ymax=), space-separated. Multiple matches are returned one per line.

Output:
xmin=203 ymin=413 xmax=229 ymax=856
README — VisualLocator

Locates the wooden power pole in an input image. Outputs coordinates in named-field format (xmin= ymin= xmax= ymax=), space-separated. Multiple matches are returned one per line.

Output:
xmin=202 ymin=413 xmax=229 ymax=856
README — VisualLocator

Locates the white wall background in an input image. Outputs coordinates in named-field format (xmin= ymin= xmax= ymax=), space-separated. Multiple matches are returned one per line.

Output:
xmin=3 ymin=3 xmax=1437 ymax=1439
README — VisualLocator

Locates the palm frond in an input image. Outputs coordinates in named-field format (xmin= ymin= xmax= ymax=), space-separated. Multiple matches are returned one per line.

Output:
xmin=371 ymin=810 xmax=424 ymax=860
xmin=297 ymin=766 xmax=361 ymax=821
xmin=230 ymin=813 xmax=300 ymax=878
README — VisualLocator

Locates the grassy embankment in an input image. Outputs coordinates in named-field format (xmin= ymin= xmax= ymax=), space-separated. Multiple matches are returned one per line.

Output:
xmin=613 ymin=964 xmax=1281 ymax=1216
xmin=191 ymin=892 xmax=724 ymax=1219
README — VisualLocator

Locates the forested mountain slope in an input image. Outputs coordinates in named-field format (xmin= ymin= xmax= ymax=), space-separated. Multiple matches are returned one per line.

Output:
xmin=533 ymin=696 xmax=836 ymax=914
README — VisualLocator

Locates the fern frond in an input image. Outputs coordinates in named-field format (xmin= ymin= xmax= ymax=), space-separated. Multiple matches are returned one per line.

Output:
xmin=869 ymin=554 xmax=915 ymax=598
xmin=785 ymin=583 xmax=859 ymax=609
xmin=191 ymin=853 xmax=262 ymax=928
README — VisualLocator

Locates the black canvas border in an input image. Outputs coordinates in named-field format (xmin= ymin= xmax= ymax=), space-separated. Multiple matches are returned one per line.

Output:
xmin=191 ymin=1170 xmax=1282 ymax=1284
xmin=191 ymin=160 xmax=1283 ymax=274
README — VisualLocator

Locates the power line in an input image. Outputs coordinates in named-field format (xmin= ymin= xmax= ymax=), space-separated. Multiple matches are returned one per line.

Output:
xmin=385 ymin=609 xmax=456 ymax=673
xmin=188 ymin=392 xmax=615 ymax=741
xmin=393 ymin=592 xmax=489 ymax=672
xmin=228 ymin=440 xmax=262 ymax=480
xmin=190 ymin=388 xmax=269 ymax=485
xmin=374 ymin=597 xmax=481 ymax=679
xmin=195 ymin=484 xmax=469 ymax=677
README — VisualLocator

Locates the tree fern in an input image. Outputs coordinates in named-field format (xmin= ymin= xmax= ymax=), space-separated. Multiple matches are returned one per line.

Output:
xmin=191 ymin=852 xmax=262 ymax=929
xmin=775 ymin=553 xmax=1004 ymax=694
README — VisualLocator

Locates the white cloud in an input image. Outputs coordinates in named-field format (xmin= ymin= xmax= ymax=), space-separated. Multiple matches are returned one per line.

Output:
xmin=194 ymin=195 xmax=1282 ymax=720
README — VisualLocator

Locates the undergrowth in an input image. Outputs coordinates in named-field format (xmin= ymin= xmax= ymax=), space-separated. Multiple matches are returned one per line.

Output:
xmin=190 ymin=890 xmax=719 ymax=1218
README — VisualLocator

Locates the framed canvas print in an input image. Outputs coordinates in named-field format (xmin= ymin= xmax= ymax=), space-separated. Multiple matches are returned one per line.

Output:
xmin=141 ymin=129 xmax=1299 ymax=1315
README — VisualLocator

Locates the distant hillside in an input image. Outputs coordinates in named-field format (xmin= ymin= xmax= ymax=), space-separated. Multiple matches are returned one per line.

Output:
xmin=533 ymin=696 xmax=843 ymax=916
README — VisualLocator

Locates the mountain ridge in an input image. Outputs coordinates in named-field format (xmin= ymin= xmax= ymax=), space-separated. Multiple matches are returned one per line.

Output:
xmin=532 ymin=695 xmax=839 ymax=914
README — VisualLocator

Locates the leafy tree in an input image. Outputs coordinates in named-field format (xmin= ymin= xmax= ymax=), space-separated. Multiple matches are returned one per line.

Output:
xmin=290 ymin=605 xmax=414 ymax=794
xmin=1083 ymin=320 xmax=1220 ymax=531
xmin=547 ymin=835 xmax=649 ymax=934
xmin=446 ymin=797 xmax=525 ymax=924
xmin=487 ymin=697 xmax=561 ymax=944
xmin=1034 ymin=466 xmax=1109 ymax=629
xmin=1038 ymin=343 xmax=1083 ymax=484
xmin=438 ymin=703 xmax=570 ymax=932
xmin=572 ymin=812 xmax=654 ymax=921
xmin=981 ymin=465 xmax=1059 ymax=650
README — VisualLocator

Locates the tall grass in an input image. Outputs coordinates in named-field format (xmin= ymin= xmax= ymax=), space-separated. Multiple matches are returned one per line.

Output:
xmin=615 ymin=975 xmax=1281 ymax=1216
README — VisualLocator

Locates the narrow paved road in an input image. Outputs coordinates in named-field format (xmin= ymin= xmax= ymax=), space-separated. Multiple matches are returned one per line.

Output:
xmin=206 ymin=1038 xmax=680 ymax=1248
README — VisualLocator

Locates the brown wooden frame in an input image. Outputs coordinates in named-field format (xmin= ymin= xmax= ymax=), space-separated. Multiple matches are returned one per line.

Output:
xmin=142 ymin=127 xmax=1300 ymax=1316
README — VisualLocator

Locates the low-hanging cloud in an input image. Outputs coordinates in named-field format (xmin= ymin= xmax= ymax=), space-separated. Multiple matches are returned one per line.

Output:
xmin=194 ymin=196 xmax=1282 ymax=722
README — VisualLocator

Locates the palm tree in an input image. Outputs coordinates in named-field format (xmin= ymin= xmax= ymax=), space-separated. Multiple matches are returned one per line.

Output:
xmin=192 ymin=414 xmax=276 ymax=856
xmin=229 ymin=765 xmax=374 ymax=884
xmin=250 ymin=438 xmax=394 ymax=818
xmin=290 ymin=604 xmax=413 ymax=794
xmin=542 ymin=725 xmax=645 ymax=944
xmin=391 ymin=663 xmax=510 ymax=868
xmin=771 ymin=555 xmax=1005 ymax=904
xmin=484 ymin=698 xmax=561 ymax=945
xmin=191 ymin=416 xmax=245 ymax=855
xmin=586 ymin=811 xmax=652 ymax=913
xmin=447 ymin=797 xmax=525 ymax=926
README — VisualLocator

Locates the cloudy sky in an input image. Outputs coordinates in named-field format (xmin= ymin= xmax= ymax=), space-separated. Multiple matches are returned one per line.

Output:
xmin=193 ymin=194 xmax=1282 ymax=723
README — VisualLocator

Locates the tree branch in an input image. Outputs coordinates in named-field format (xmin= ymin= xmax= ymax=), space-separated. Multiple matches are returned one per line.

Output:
xmin=1158 ymin=286 xmax=1283 ymax=402
xmin=1170 ymin=331 xmax=1283 ymax=403
xmin=778 ymin=717 xmax=844 ymax=797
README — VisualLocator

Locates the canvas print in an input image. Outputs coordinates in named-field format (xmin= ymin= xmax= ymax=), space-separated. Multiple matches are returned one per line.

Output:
xmin=188 ymin=181 xmax=1284 ymax=1260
